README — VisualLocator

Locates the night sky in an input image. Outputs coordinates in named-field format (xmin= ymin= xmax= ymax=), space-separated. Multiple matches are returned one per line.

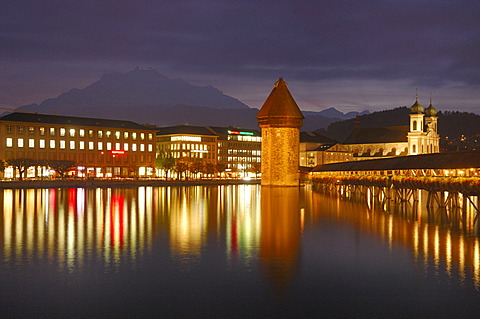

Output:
xmin=2 ymin=0 xmax=480 ymax=113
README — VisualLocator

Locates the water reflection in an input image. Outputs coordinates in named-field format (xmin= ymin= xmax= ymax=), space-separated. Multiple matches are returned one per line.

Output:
xmin=1 ymin=185 xmax=480 ymax=293
xmin=260 ymin=187 xmax=301 ymax=295
xmin=310 ymin=188 xmax=480 ymax=290
xmin=1 ymin=188 xmax=156 ymax=272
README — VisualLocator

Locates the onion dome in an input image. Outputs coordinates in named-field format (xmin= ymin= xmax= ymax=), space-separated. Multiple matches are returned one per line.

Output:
xmin=410 ymin=99 xmax=424 ymax=114
xmin=425 ymin=101 xmax=438 ymax=117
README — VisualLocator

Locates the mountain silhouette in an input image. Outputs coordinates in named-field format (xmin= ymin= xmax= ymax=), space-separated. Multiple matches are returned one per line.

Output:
xmin=13 ymin=67 xmax=368 ymax=130
xmin=16 ymin=67 xmax=249 ymax=123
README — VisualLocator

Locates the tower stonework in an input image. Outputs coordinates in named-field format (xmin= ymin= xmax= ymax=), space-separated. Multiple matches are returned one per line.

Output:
xmin=257 ymin=78 xmax=304 ymax=187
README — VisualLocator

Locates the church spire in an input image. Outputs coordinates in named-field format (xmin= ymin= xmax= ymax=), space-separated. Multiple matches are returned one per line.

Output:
xmin=425 ymin=92 xmax=438 ymax=117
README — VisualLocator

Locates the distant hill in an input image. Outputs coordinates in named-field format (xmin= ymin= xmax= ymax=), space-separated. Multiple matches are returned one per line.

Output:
xmin=304 ymin=107 xmax=370 ymax=120
xmin=15 ymin=67 xmax=249 ymax=123
xmin=11 ymin=67 xmax=355 ymax=130
xmin=323 ymin=107 xmax=480 ymax=150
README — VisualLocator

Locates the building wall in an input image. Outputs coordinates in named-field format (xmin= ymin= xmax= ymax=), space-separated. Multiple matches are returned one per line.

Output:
xmin=0 ymin=121 xmax=156 ymax=178
xmin=261 ymin=127 xmax=299 ymax=186
xmin=217 ymin=131 xmax=261 ymax=177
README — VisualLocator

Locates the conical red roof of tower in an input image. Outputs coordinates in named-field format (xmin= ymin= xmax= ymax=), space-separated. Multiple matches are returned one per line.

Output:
xmin=257 ymin=78 xmax=304 ymax=127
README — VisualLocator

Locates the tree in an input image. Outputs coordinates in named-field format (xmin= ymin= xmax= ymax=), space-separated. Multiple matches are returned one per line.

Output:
xmin=156 ymin=152 xmax=176 ymax=180
xmin=205 ymin=162 xmax=216 ymax=178
xmin=249 ymin=163 xmax=261 ymax=179
xmin=0 ymin=160 xmax=6 ymax=179
xmin=174 ymin=158 xmax=190 ymax=180
xmin=47 ymin=160 xmax=77 ymax=179
xmin=215 ymin=163 xmax=227 ymax=179
xmin=6 ymin=158 xmax=37 ymax=181
xmin=189 ymin=161 xmax=205 ymax=180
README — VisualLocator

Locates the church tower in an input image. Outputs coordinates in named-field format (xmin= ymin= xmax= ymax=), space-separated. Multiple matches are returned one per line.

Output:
xmin=407 ymin=96 xmax=425 ymax=155
xmin=424 ymin=98 xmax=440 ymax=153
xmin=257 ymin=78 xmax=304 ymax=187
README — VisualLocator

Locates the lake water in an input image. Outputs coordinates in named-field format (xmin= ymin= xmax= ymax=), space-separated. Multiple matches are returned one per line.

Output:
xmin=1 ymin=185 xmax=480 ymax=318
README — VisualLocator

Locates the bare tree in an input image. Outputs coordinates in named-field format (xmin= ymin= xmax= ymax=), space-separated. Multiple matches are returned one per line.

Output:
xmin=47 ymin=160 xmax=77 ymax=179
xmin=6 ymin=158 xmax=36 ymax=180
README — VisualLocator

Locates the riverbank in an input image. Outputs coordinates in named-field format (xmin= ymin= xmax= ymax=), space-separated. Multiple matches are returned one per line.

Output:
xmin=0 ymin=179 xmax=261 ymax=189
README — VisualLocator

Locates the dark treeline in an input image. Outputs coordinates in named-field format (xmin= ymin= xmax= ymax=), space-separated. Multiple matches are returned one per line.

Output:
xmin=320 ymin=107 xmax=480 ymax=150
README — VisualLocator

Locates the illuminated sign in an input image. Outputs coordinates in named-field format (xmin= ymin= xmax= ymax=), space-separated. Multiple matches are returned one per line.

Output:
xmin=228 ymin=130 xmax=254 ymax=136
xmin=171 ymin=136 xmax=201 ymax=142
xmin=111 ymin=150 xmax=126 ymax=155
xmin=191 ymin=150 xmax=208 ymax=153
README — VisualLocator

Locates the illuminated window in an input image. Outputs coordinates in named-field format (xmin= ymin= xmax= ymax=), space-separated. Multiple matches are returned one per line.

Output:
xmin=79 ymin=129 xmax=85 ymax=137
xmin=39 ymin=139 xmax=45 ymax=148
xmin=140 ymin=133 xmax=145 ymax=140
xmin=28 ymin=127 xmax=35 ymax=134
xmin=132 ymin=144 xmax=137 ymax=151
xmin=6 ymin=138 xmax=12 ymax=147
xmin=28 ymin=139 xmax=34 ymax=148
xmin=70 ymin=141 xmax=75 ymax=149
xmin=60 ymin=128 xmax=66 ymax=136
xmin=60 ymin=140 xmax=66 ymax=149
xmin=106 ymin=131 xmax=111 ymax=138
xmin=80 ymin=141 xmax=85 ymax=150
xmin=98 ymin=142 xmax=103 ymax=150
xmin=140 ymin=144 xmax=145 ymax=152
xmin=18 ymin=126 xmax=24 ymax=133
xmin=132 ymin=132 xmax=137 ymax=140
xmin=106 ymin=142 xmax=112 ymax=150
xmin=50 ymin=128 xmax=55 ymax=136
xmin=50 ymin=140 xmax=55 ymax=149
xmin=39 ymin=127 xmax=45 ymax=135
xmin=148 ymin=144 xmax=153 ymax=152
xmin=69 ymin=129 xmax=75 ymax=137
xmin=124 ymin=143 xmax=129 ymax=151
xmin=17 ymin=138 xmax=24 ymax=147
xmin=97 ymin=130 xmax=103 ymax=138
xmin=148 ymin=133 xmax=153 ymax=140
xmin=88 ymin=141 xmax=93 ymax=150
xmin=124 ymin=132 xmax=129 ymax=139
xmin=115 ymin=131 xmax=120 ymax=139
xmin=115 ymin=143 xmax=120 ymax=150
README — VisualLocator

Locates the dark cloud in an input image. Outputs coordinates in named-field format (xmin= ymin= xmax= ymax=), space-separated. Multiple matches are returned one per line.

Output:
xmin=1 ymin=0 xmax=479 ymax=112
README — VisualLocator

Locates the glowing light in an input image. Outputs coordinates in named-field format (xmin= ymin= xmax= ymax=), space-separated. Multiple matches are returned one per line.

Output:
xmin=228 ymin=130 xmax=254 ymax=136
xmin=111 ymin=150 xmax=126 ymax=155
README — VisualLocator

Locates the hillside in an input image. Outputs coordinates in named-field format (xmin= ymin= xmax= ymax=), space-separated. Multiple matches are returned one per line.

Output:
xmin=324 ymin=107 xmax=480 ymax=150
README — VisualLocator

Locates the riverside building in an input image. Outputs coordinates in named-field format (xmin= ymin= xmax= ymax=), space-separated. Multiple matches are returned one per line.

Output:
xmin=156 ymin=125 xmax=261 ymax=178
xmin=342 ymin=97 xmax=441 ymax=160
xmin=0 ymin=112 xmax=157 ymax=178
xmin=300 ymin=131 xmax=353 ymax=167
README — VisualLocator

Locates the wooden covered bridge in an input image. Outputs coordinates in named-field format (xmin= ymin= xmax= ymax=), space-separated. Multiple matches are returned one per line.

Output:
xmin=309 ymin=150 xmax=480 ymax=213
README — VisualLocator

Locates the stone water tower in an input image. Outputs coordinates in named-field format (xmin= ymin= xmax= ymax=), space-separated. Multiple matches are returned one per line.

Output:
xmin=257 ymin=78 xmax=304 ymax=187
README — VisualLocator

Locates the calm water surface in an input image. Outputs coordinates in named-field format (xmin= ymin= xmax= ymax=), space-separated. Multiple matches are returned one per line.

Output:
xmin=1 ymin=185 xmax=480 ymax=318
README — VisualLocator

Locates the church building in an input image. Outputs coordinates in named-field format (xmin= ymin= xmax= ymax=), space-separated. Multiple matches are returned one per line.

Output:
xmin=342 ymin=97 xmax=440 ymax=160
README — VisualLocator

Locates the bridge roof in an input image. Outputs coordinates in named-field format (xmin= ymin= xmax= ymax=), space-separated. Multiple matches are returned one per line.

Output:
xmin=312 ymin=151 xmax=480 ymax=172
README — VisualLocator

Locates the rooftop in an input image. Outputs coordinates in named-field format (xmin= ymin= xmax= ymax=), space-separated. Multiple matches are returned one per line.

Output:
xmin=313 ymin=151 xmax=480 ymax=172
xmin=0 ymin=112 xmax=154 ymax=130
xmin=257 ymin=78 xmax=304 ymax=125
xmin=343 ymin=126 xmax=409 ymax=144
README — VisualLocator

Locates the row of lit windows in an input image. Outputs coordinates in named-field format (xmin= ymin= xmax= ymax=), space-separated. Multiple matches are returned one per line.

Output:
xmin=227 ymin=149 xmax=261 ymax=155
xmin=6 ymin=138 xmax=153 ymax=152
xmin=226 ymin=157 xmax=261 ymax=162
xmin=6 ymin=125 xmax=153 ymax=140
xmin=169 ymin=152 xmax=214 ymax=159
xmin=169 ymin=143 xmax=209 ymax=151
xmin=227 ymin=135 xmax=261 ymax=142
